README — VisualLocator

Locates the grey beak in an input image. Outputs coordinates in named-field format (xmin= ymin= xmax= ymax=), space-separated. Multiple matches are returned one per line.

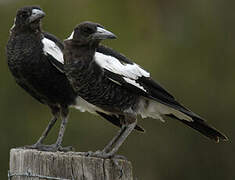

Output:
xmin=29 ymin=9 xmax=45 ymax=23
xmin=92 ymin=27 xmax=117 ymax=40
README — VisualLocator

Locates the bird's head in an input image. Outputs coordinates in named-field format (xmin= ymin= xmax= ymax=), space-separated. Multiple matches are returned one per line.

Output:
xmin=66 ymin=21 xmax=117 ymax=46
xmin=12 ymin=6 xmax=45 ymax=33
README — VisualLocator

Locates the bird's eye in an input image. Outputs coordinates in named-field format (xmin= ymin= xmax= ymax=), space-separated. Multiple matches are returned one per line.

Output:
xmin=83 ymin=27 xmax=94 ymax=34
xmin=20 ymin=11 xmax=29 ymax=18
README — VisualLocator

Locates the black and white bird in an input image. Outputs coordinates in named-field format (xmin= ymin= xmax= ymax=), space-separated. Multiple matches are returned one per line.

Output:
xmin=6 ymin=6 xmax=143 ymax=151
xmin=6 ymin=6 xmax=77 ymax=151
xmin=63 ymin=21 xmax=228 ymax=158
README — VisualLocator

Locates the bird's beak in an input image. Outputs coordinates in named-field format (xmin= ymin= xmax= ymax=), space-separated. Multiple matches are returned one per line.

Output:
xmin=92 ymin=27 xmax=117 ymax=40
xmin=29 ymin=9 xmax=45 ymax=23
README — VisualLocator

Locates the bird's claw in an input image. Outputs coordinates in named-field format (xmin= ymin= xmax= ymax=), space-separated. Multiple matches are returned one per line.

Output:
xmin=87 ymin=150 xmax=111 ymax=159
xmin=87 ymin=150 xmax=127 ymax=160
xmin=21 ymin=143 xmax=74 ymax=152
xmin=58 ymin=145 xmax=75 ymax=152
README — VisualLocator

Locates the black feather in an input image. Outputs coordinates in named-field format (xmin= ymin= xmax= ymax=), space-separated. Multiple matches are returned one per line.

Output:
xmin=166 ymin=114 xmax=228 ymax=142
xmin=64 ymin=21 xmax=228 ymax=144
xmin=97 ymin=45 xmax=133 ymax=64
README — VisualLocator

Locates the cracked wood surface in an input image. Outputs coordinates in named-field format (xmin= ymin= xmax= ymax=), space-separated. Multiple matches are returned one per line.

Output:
xmin=9 ymin=148 xmax=133 ymax=180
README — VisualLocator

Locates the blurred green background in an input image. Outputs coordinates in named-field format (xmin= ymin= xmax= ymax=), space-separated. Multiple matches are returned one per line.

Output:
xmin=0 ymin=0 xmax=234 ymax=179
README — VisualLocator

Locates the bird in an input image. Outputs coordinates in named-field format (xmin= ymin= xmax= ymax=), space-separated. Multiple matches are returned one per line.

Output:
xmin=63 ymin=21 xmax=228 ymax=158
xmin=6 ymin=6 xmax=77 ymax=151
xmin=6 ymin=6 xmax=144 ymax=152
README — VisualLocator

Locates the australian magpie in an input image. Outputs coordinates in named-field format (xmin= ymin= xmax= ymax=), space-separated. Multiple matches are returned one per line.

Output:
xmin=6 ymin=6 xmax=144 ymax=152
xmin=63 ymin=21 xmax=228 ymax=158
xmin=6 ymin=6 xmax=77 ymax=151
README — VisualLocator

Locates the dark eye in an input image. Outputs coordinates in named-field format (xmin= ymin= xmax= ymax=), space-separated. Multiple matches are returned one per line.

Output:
xmin=83 ymin=27 xmax=94 ymax=34
xmin=20 ymin=11 xmax=29 ymax=18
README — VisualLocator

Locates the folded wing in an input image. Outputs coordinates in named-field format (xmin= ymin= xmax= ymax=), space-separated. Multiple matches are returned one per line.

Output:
xmin=96 ymin=45 xmax=228 ymax=142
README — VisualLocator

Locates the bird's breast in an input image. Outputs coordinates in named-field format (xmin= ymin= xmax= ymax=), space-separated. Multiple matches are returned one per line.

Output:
xmin=65 ymin=58 xmax=139 ymax=112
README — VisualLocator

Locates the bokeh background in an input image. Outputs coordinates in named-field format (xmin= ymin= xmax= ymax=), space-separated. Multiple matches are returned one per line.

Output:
xmin=0 ymin=0 xmax=234 ymax=179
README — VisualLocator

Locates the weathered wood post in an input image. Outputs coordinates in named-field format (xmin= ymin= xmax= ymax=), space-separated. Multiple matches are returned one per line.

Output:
xmin=9 ymin=148 xmax=133 ymax=180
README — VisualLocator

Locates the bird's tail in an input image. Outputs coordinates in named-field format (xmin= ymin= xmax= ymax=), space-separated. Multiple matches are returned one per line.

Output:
xmin=166 ymin=114 xmax=228 ymax=142
xmin=138 ymin=98 xmax=228 ymax=142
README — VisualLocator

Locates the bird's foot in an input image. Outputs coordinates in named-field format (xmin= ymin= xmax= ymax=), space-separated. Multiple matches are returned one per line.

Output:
xmin=86 ymin=150 xmax=111 ymax=159
xmin=21 ymin=143 xmax=74 ymax=152
xmin=58 ymin=145 xmax=74 ymax=152
xmin=86 ymin=150 xmax=127 ymax=160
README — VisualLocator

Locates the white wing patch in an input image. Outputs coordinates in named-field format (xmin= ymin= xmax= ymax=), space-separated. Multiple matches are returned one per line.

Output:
xmin=42 ymin=37 xmax=64 ymax=64
xmin=123 ymin=77 xmax=146 ymax=92
xmin=95 ymin=52 xmax=150 ymax=80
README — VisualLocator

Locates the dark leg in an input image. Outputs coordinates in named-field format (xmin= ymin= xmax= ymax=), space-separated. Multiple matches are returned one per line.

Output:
xmin=23 ymin=106 xmax=60 ymax=150
xmin=102 ymin=126 xmax=127 ymax=153
xmin=90 ymin=116 xmax=137 ymax=159
xmin=105 ymin=121 xmax=136 ymax=157
xmin=23 ymin=106 xmax=72 ymax=152
xmin=54 ymin=107 xmax=71 ymax=151
xmin=35 ymin=109 xmax=59 ymax=145
xmin=38 ymin=106 xmax=72 ymax=152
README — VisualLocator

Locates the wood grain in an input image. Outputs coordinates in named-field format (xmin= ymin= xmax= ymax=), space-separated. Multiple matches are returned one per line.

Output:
xmin=9 ymin=148 xmax=133 ymax=180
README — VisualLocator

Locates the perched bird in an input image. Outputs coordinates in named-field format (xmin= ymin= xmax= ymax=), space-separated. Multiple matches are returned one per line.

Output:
xmin=6 ymin=6 xmax=77 ymax=151
xmin=64 ymin=21 xmax=228 ymax=158
xmin=6 ymin=6 xmax=143 ymax=152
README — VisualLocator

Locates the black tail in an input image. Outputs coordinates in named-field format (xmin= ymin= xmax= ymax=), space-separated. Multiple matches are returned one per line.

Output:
xmin=167 ymin=114 xmax=228 ymax=142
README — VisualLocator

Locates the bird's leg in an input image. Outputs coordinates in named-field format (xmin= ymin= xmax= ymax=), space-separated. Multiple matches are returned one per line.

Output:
xmin=105 ymin=121 xmax=136 ymax=157
xmin=35 ymin=117 xmax=58 ymax=145
xmin=23 ymin=107 xmax=60 ymax=150
xmin=24 ymin=106 xmax=73 ymax=152
xmin=53 ymin=106 xmax=72 ymax=152
xmin=90 ymin=115 xmax=137 ymax=159
xmin=87 ymin=116 xmax=126 ymax=156
xmin=101 ymin=115 xmax=127 ymax=153
xmin=102 ymin=126 xmax=127 ymax=153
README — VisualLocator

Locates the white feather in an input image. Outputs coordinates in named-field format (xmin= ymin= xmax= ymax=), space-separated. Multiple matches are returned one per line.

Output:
xmin=123 ymin=77 xmax=146 ymax=92
xmin=95 ymin=52 xmax=150 ymax=80
xmin=108 ymin=78 xmax=122 ymax=85
xmin=73 ymin=96 xmax=110 ymax=115
xmin=66 ymin=31 xmax=74 ymax=40
xmin=137 ymin=98 xmax=193 ymax=122
xmin=42 ymin=37 xmax=64 ymax=64
xmin=10 ymin=18 xmax=16 ymax=35
xmin=10 ymin=18 xmax=16 ymax=31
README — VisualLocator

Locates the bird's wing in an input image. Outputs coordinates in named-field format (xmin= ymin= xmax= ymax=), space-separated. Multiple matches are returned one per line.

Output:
xmin=96 ymin=45 xmax=199 ymax=119
xmin=95 ymin=45 xmax=150 ymax=92
xmin=41 ymin=32 xmax=65 ymax=72
xmin=96 ymin=46 xmax=228 ymax=142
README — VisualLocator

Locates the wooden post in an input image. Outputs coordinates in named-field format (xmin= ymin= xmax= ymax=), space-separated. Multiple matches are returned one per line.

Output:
xmin=9 ymin=148 xmax=133 ymax=180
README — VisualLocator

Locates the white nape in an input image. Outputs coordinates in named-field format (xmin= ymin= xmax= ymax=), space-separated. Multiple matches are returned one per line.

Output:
xmin=66 ymin=31 xmax=74 ymax=40
xmin=42 ymin=37 xmax=64 ymax=64
xmin=95 ymin=52 xmax=150 ymax=80
xmin=10 ymin=18 xmax=16 ymax=32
